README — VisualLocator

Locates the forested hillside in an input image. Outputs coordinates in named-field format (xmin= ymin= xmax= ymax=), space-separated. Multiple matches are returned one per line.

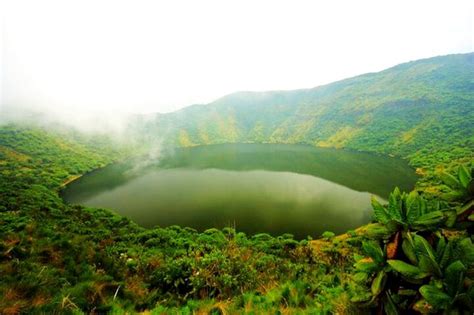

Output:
xmin=136 ymin=53 xmax=473 ymax=171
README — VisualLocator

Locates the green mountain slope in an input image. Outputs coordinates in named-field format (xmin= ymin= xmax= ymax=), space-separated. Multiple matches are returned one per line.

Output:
xmin=139 ymin=53 xmax=474 ymax=170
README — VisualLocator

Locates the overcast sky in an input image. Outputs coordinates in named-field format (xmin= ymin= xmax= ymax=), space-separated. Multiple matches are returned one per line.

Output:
xmin=1 ymin=0 xmax=473 ymax=114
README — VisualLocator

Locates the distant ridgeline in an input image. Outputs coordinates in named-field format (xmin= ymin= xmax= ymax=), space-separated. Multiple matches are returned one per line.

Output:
xmin=132 ymin=53 xmax=474 ymax=172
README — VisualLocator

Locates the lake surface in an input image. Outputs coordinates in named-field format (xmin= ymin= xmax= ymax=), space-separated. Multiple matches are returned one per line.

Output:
xmin=61 ymin=144 xmax=418 ymax=238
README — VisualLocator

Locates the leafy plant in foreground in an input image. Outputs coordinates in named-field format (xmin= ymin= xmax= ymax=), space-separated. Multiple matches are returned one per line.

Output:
xmin=439 ymin=164 xmax=474 ymax=222
xmin=352 ymin=165 xmax=474 ymax=314
xmin=371 ymin=188 xmax=451 ymax=232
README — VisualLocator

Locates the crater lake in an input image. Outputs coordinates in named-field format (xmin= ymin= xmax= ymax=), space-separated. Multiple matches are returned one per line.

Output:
xmin=61 ymin=144 xmax=418 ymax=238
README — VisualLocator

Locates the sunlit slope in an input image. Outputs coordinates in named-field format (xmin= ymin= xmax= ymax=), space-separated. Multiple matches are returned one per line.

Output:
xmin=0 ymin=125 xmax=122 ymax=190
xmin=140 ymin=53 xmax=474 ymax=168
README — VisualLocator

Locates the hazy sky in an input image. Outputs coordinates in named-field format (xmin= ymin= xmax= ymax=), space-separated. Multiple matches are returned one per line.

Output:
xmin=1 ymin=0 xmax=473 ymax=114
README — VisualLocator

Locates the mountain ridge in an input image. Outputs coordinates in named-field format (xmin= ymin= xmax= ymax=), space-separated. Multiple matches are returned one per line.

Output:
xmin=133 ymin=53 xmax=473 ymax=171
xmin=179 ymin=52 xmax=473 ymax=108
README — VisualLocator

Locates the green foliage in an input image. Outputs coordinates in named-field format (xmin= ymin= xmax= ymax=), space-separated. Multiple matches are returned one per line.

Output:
xmin=352 ymin=166 xmax=474 ymax=314
xmin=3 ymin=122 xmax=472 ymax=313
xmin=1 ymin=124 xmax=350 ymax=313
xmin=322 ymin=231 xmax=336 ymax=239
xmin=371 ymin=187 xmax=453 ymax=232
xmin=1 ymin=53 xmax=473 ymax=313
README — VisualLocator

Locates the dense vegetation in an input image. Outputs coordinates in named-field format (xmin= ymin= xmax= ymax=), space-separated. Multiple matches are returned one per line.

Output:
xmin=135 ymin=53 xmax=473 ymax=174
xmin=1 ymin=53 xmax=473 ymax=313
xmin=0 ymin=125 xmax=359 ymax=314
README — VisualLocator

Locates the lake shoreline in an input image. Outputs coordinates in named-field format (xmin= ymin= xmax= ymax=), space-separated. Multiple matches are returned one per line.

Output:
xmin=58 ymin=161 xmax=120 ymax=191
xmin=61 ymin=143 xmax=417 ymax=238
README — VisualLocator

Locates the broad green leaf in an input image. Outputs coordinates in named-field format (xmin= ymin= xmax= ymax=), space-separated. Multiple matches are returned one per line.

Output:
xmin=388 ymin=189 xmax=404 ymax=223
xmin=365 ymin=223 xmax=396 ymax=240
xmin=371 ymin=270 xmax=387 ymax=296
xmin=419 ymin=198 xmax=428 ymax=216
xmin=445 ymin=260 xmax=466 ymax=297
xmin=362 ymin=241 xmax=385 ymax=263
xmin=418 ymin=255 xmax=437 ymax=276
xmin=439 ymin=171 xmax=462 ymax=190
xmin=435 ymin=236 xmax=446 ymax=261
xmin=439 ymin=241 xmax=453 ymax=270
xmin=431 ymin=200 xmax=441 ymax=212
xmin=392 ymin=187 xmax=401 ymax=199
xmin=442 ymin=190 xmax=466 ymax=202
xmin=388 ymin=260 xmax=429 ymax=280
xmin=405 ymin=191 xmax=421 ymax=224
xmin=405 ymin=190 xmax=418 ymax=207
xmin=419 ymin=285 xmax=452 ymax=309
xmin=402 ymin=237 xmax=418 ymax=265
xmin=350 ymin=292 xmax=373 ymax=303
xmin=385 ymin=220 xmax=400 ymax=233
xmin=412 ymin=211 xmax=446 ymax=230
xmin=353 ymin=272 xmax=368 ymax=283
xmin=355 ymin=259 xmax=379 ymax=273
xmin=444 ymin=210 xmax=457 ymax=228
xmin=457 ymin=199 xmax=474 ymax=215
xmin=453 ymin=237 xmax=474 ymax=266
xmin=413 ymin=234 xmax=441 ymax=276
xmin=371 ymin=196 xmax=390 ymax=224
xmin=458 ymin=165 xmax=472 ymax=188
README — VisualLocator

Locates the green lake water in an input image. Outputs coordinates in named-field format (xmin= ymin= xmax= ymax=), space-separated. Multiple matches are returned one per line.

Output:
xmin=61 ymin=144 xmax=418 ymax=238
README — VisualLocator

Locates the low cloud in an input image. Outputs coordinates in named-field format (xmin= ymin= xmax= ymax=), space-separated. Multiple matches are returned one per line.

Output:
xmin=2 ymin=104 xmax=128 ymax=132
